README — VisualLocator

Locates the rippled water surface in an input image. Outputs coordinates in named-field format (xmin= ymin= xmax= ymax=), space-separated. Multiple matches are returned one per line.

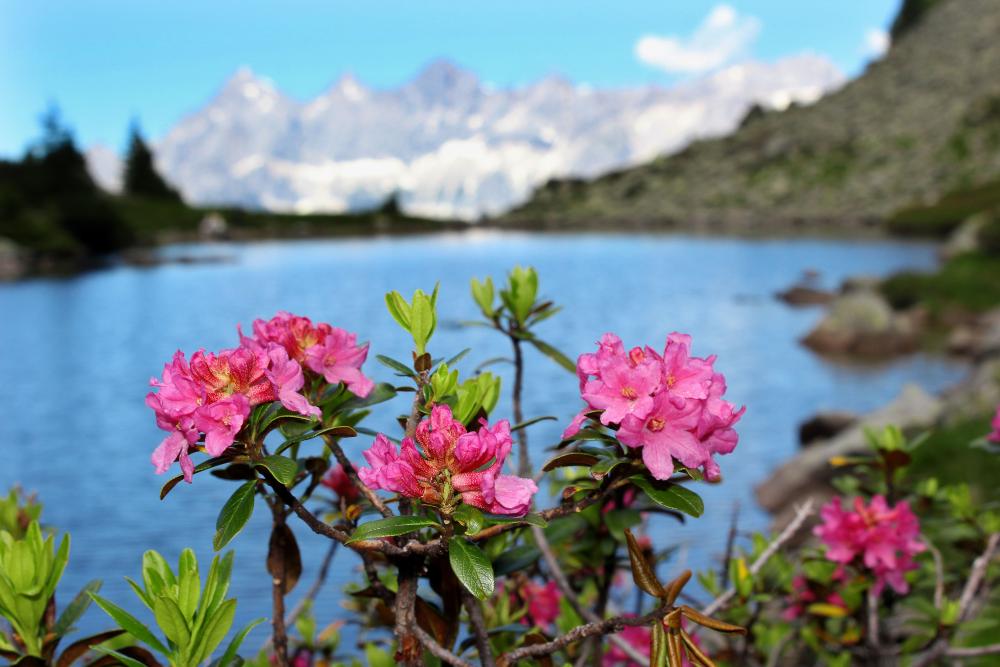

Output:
xmin=0 ymin=231 xmax=967 ymax=642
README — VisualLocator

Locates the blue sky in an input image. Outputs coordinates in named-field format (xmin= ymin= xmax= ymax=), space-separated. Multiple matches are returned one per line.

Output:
xmin=0 ymin=0 xmax=900 ymax=157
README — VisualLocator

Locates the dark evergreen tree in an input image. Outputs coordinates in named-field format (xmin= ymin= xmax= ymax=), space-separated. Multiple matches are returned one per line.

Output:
xmin=123 ymin=121 xmax=182 ymax=201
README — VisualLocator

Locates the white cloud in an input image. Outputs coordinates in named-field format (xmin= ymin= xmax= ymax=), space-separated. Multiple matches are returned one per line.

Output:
xmin=863 ymin=28 xmax=890 ymax=58
xmin=635 ymin=4 xmax=762 ymax=75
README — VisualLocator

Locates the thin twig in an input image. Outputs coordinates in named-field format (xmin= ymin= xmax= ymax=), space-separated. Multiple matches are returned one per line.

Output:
xmin=531 ymin=525 xmax=649 ymax=665
xmin=269 ymin=506 xmax=289 ymax=667
xmin=912 ymin=532 xmax=1000 ymax=667
xmin=947 ymin=642 xmax=1000 ymax=657
xmin=720 ymin=502 xmax=740 ymax=588
xmin=321 ymin=434 xmax=393 ymax=518
xmin=701 ymin=500 xmax=815 ymax=618
xmin=925 ymin=539 xmax=945 ymax=610
xmin=462 ymin=588 xmax=497 ymax=667
xmin=498 ymin=604 xmax=669 ymax=664
xmin=262 ymin=541 xmax=339 ymax=652
xmin=509 ymin=332 xmax=531 ymax=478
xmin=866 ymin=587 xmax=880 ymax=654
xmin=411 ymin=622 xmax=477 ymax=667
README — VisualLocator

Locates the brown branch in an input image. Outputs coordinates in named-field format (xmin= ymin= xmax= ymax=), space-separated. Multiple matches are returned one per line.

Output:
xmin=701 ymin=499 xmax=815 ymax=618
xmin=947 ymin=642 xmax=1000 ymax=658
xmin=262 ymin=541 xmax=339 ymax=652
xmin=531 ymin=525 xmax=648 ymax=665
xmin=509 ymin=333 xmax=530 ymax=478
xmin=912 ymin=532 xmax=1000 ymax=667
xmin=498 ymin=605 xmax=668 ymax=664
xmin=269 ymin=506 xmax=289 ymax=667
xmin=411 ymin=622 xmax=477 ymax=667
xmin=321 ymin=434 xmax=393 ymax=518
xmin=394 ymin=562 xmax=422 ymax=667
xmin=462 ymin=588 xmax=497 ymax=667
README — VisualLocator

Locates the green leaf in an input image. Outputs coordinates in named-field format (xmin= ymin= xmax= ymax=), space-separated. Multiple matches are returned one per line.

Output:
xmin=448 ymin=537 xmax=494 ymax=600
xmin=89 ymin=646 xmax=150 ymax=667
xmin=483 ymin=513 xmax=548 ymax=528
xmin=630 ymin=476 xmax=704 ymax=518
xmin=88 ymin=593 xmax=168 ymax=655
xmin=153 ymin=595 xmax=190 ymax=646
xmin=214 ymin=617 xmax=265 ymax=667
xmin=470 ymin=277 xmax=495 ymax=318
xmin=384 ymin=291 xmax=412 ymax=331
xmin=542 ymin=452 xmax=599 ymax=472
xmin=213 ymin=481 xmax=257 ymax=551
xmin=346 ymin=516 xmax=440 ymax=543
xmin=256 ymin=455 xmax=298 ymax=487
xmin=160 ymin=456 xmax=233 ymax=500
xmin=191 ymin=598 xmax=236 ymax=664
xmin=510 ymin=415 xmax=557 ymax=433
xmin=375 ymin=354 xmax=417 ymax=378
xmin=527 ymin=339 xmax=576 ymax=374
xmin=623 ymin=528 xmax=665 ymax=597
xmin=53 ymin=579 xmax=101 ymax=636
xmin=452 ymin=505 xmax=485 ymax=534
xmin=492 ymin=545 xmax=541 ymax=577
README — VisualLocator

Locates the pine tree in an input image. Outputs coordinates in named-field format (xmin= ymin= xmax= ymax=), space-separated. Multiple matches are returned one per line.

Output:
xmin=123 ymin=122 xmax=182 ymax=201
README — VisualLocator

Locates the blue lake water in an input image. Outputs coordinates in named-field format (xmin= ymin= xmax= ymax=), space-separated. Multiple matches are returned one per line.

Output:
xmin=0 ymin=231 xmax=967 ymax=648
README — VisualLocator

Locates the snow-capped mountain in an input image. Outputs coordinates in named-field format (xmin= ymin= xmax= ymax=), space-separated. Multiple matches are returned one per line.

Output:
xmin=89 ymin=57 xmax=845 ymax=220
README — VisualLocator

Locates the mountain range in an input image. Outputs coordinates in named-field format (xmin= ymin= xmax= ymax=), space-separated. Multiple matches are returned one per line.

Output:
xmin=506 ymin=0 xmax=1000 ymax=229
xmin=87 ymin=56 xmax=844 ymax=220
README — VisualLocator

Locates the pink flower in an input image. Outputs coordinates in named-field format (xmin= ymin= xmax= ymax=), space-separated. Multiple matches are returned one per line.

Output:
xmin=782 ymin=572 xmax=848 ymax=620
xmin=304 ymin=328 xmax=374 ymax=398
xmin=566 ymin=332 xmax=742 ymax=481
xmin=658 ymin=333 xmax=714 ymax=400
xmin=189 ymin=347 xmax=276 ymax=405
xmin=321 ymin=465 xmax=360 ymax=502
xmin=194 ymin=394 xmax=251 ymax=456
xmin=814 ymin=495 xmax=925 ymax=595
xmin=582 ymin=354 xmax=661 ymax=426
xmin=359 ymin=405 xmax=537 ymax=515
xmin=989 ymin=405 xmax=1000 ymax=443
xmin=265 ymin=345 xmax=321 ymax=418
xmin=603 ymin=622 xmax=650 ymax=667
xmin=245 ymin=311 xmax=332 ymax=362
xmin=519 ymin=581 xmax=562 ymax=629
xmin=357 ymin=434 xmax=422 ymax=498
xmin=618 ymin=392 xmax=704 ymax=480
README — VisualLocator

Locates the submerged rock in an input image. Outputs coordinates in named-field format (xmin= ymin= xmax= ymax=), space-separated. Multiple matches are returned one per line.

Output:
xmin=798 ymin=411 xmax=858 ymax=447
xmin=0 ymin=238 xmax=27 ymax=281
xmin=801 ymin=290 xmax=920 ymax=357
xmin=757 ymin=384 xmax=942 ymax=521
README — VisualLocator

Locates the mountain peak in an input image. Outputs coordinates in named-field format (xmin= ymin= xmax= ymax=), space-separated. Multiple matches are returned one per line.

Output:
xmin=217 ymin=67 xmax=282 ymax=105
xmin=409 ymin=59 xmax=480 ymax=99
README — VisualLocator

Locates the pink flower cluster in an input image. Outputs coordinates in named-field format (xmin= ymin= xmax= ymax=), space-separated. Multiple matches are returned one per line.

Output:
xmin=321 ymin=464 xmax=360 ymax=503
xmin=564 ymin=333 xmax=743 ymax=481
xmin=358 ymin=404 xmax=538 ymax=516
xmin=782 ymin=570 xmax=848 ymax=620
xmin=147 ymin=312 xmax=373 ymax=483
xmin=814 ymin=495 xmax=925 ymax=595
xmin=517 ymin=580 xmax=561 ymax=629
xmin=988 ymin=404 xmax=1000 ymax=443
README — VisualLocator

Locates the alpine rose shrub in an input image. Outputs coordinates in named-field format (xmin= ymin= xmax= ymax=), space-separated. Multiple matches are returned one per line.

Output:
xmin=989 ymin=404 xmax=1000 ymax=443
xmin=814 ymin=495 xmax=925 ymax=595
xmin=358 ymin=404 xmax=538 ymax=515
xmin=564 ymin=332 xmax=744 ymax=481
xmin=147 ymin=313 xmax=373 ymax=482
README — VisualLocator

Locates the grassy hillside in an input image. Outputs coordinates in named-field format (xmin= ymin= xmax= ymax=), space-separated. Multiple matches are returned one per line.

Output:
xmin=505 ymin=0 xmax=1000 ymax=231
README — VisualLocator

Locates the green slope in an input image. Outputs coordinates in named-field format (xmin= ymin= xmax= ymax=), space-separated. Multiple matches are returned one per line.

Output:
xmin=505 ymin=0 xmax=1000 ymax=231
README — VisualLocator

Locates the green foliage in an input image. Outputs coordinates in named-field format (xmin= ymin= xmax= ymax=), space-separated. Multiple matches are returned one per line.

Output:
xmin=448 ymin=537 xmax=494 ymax=600
xmin=385 ymin=285 xmax=439 ymax=355
xmin=346 ymin=516 xmax=440 ymax=543
xmin=0 ymin=488 xmax=43 ymax=539
xmin=880 ymin=251 xmax=1000 ymax=314
xmin=890 ymin=0 xmax=944 ymax=40
xmin=213 ymin=480 xmax=257 ymax=551
xmin=91 ymin=549 xmax=263 ymax=667
xmin=886 ymin=176 xmax=1000 ymax=237
xmin=123 ymin=122 xmax=182 ymax=202
xmin=0 ymin=521 xmax=70 ymax=656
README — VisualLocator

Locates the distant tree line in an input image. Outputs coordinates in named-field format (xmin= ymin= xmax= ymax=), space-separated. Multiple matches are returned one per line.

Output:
xmin=0 ymin=107 xmax=182 ymax=259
